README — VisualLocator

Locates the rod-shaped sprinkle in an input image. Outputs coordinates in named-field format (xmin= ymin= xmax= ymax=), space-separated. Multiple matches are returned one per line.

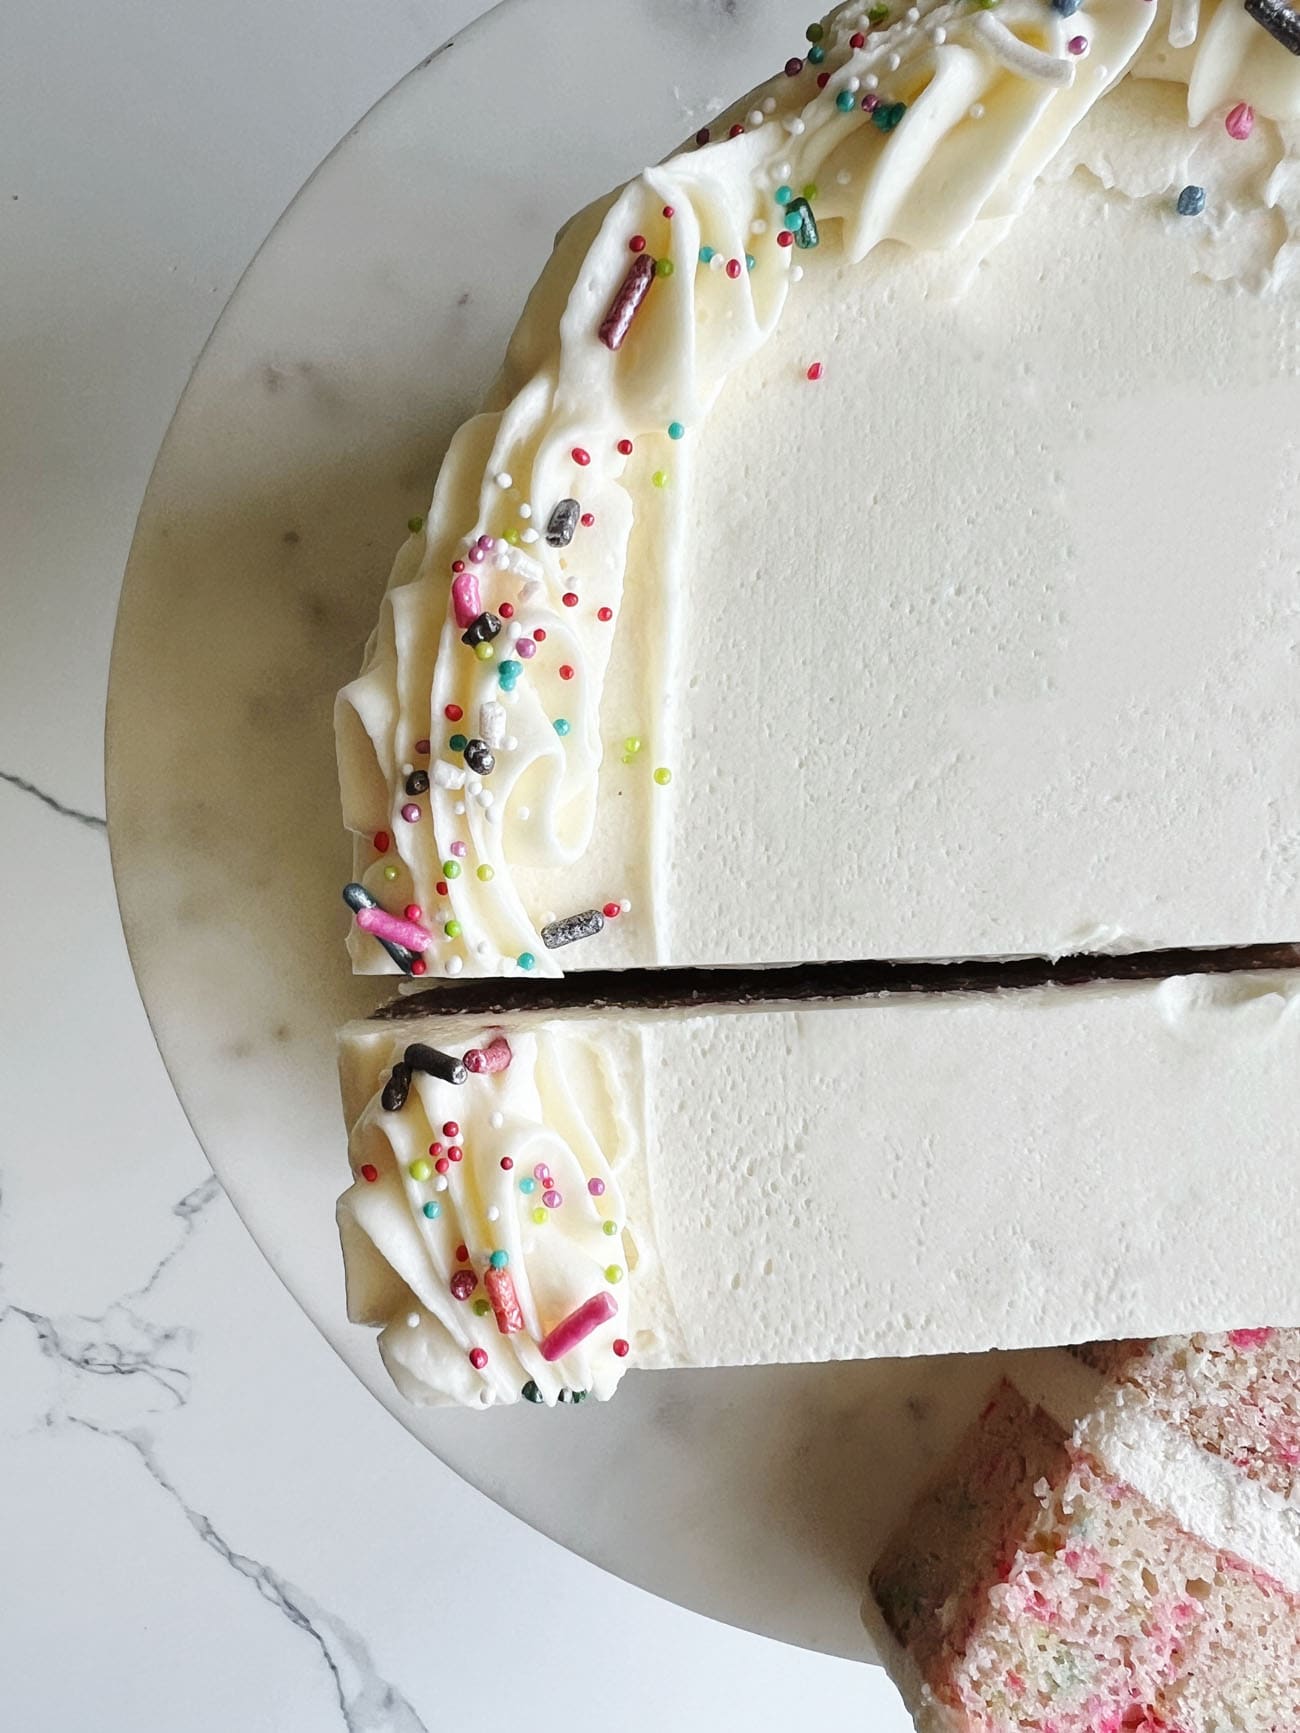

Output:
xmin=404 ymin=1042 xmax=468 ymax=1086
xmin=545 ymin=498 xmax=581 ymax=547
xmin=1245 ymin=0 xmax=1300 ymax=50
xmin=464 ymin=1035 xmax=513 ymax=1074
xmin=381 ymin=1061 xmax=412 ymax=1112
xmin=541 ymin=908 xmax=606 ymax=949
xmin=356 ymin=906 xmax=432 ymax=952
xmin=485 ymin=1265 xmax=525 ymax=1335
xmin=451 ymin=570 xmax=482 ymax=629
xmin=342 ymin=882 xmax=417 ymax=972
xmin=539 ymin=1290 xmax=618 ymax=1362
xmin=598 ymin=253 xmax=657 ymax=351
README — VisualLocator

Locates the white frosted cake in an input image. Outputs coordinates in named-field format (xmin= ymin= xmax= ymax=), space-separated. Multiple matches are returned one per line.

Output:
xmin=336 ymin=0 xmax=1300 ymax=979
xmin=337 ymin=970 xmax=1300 ymax=1407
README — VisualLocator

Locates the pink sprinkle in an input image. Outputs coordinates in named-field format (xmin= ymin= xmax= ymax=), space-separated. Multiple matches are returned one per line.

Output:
xmin=1225 ymin=102 xmax=1255 ymax=140
xmin=451 ymin=571 xmax=482 ymax=627
xmin=464 ymin=1036 xmax=513 ymax=1075
xmin=450 ymin=1270 xmax=478 ymax=1302
xmin=588 ymin=1178 xmax=606 ymax=1197
xmin=1229 ymin=1327 xmax=1273 ymax=1349
xmin=534 ymin=1163 xmax=551 ymax=1182
xmin=355 ymin=906 xmax=432 ymax=951
xmin=468 ymin=1347 xmax=488 ymax=1370
xmin=516 ymin=638 xmax=536 ymax=659
xmin=400 ymin=802 xmax=421 ymax=823
xmin=539 ymin=1291 xmax=618 ymax=1363
xmin=450 ymin=840 xmax=467 ymax=859
xmin=543 ymin=1189 xmax=563 ymax=1210
xmin=806 ymin=361 xmax=823 ymax=382
xmin=1068 ymin=33 xmax=1087 ymax=53
xmin=468 ymin=545 xmax=485 ymax=563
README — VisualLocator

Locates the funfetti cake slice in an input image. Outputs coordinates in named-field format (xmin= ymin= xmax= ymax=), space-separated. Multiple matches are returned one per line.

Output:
xmin=868 ymin=1331 xmax=1300 ymax=1733
xmin=337 ymin=0 xmax=1300 ymax=979
xmin=336 ymin=968 xmax=1300 ymax=1408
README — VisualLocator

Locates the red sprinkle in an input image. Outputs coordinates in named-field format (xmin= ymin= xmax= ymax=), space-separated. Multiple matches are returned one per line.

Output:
xmin=499 ymin=602 xmax=515 ymax=618
xmin=444 ymin=1122 xmax=460 ymax=1138
xmin=533 ymin=628 xmax=547 ymax=642
xmin=613 ymin=1339 xmax=630 ymax=1358
xmin=444 ymin=703 xmax=463 ymax=721
xmin=572 ymin=447 xmax=591 ymax=466
xmin=806 ymin=361 xmax=824 ymax=381
xmin=409 ymin=959 xmax=427 ymax=976
xmin=372 ymin=830 xmax=390 ymax=854
xmin=726 ymin=258 xmax=742 ymax=279
xmin=728 ymin=123 xmax=745 ymax=138
xmin=580 ymin=512 xmax=595 ymax=527
xmin=428 ymin=1142 xmax=443 ymax=1157
xmin=448 ymin=1145 xmax=463 ymax=1163
xmin=559 ymin=665 xmax=575 ymax=681
xmin=436 ymin=880 xmax=448 ymax=898
xmin=500 ymin=1156 xmax=515 ymax=1171
xmin=451 ymin=559 xmax=465 ymax=573
xmin=468 ymin=1347 xmax=488 ymax=1370
xmin=850 ymin=30 xmax=866 ymax=47
xmin=777 ymin=230 xmax=794 ymax=249
xmin=404 ymin=904 xmax=422 ymax=921
xmin=616 ymin=438 xmax=634 ymax=456
xmin=629 ymin=233 xmax=647 ymax=252
xmin=414 ymin=738 xmax=430 ymax=754
xmin=597 ymin=607 xmax=613 ymax=622
xmin=360 ymin=1163 xmax=379 ymax=1183
xmin=816 ymin=70 xmax=830 ymax=88
xmin=662 ymin=204 xmax=675 ymax=219
xmin=603 ymin=902 xmax=621 ymax=919
xmin=695 ymin=126 xmax=710 ymax=145
xmin=563 ymin=591 xmax=579 ymax=607
xmin=456 ymin=1243 xmax=469 ymax=1261
xmin=435 ymin=1157 xmax=450 ymax=1175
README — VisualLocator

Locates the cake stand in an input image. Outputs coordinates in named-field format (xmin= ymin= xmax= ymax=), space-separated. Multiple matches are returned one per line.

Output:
xmin=108 ymin=0 xmax=1013 ymax=1668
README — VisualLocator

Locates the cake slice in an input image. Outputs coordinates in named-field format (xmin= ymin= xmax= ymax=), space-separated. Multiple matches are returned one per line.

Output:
xmin=337 ymin=0 xmax=1300 ymax=976
xmin=868 ymin=1332 xmax=1300 ymax=1731
xmin=336 ymin=968 xmax=1300 ymax=1407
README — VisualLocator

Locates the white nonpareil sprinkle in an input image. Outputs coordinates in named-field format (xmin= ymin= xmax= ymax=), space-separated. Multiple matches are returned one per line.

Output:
xmin=486 ymin=1206 xmax=500 ymax=1223
xmin=520 ymin=527 xmax=539 ymax=543
xmin=433 ymin=760 xmax=467 ymax=790
xmin=709 ymin=251 xmax=725 ymax=271
xmin=518 ymin=502 xmax=532 ymax=519
xmin=476 ymin=939 xmax=491 ymax=957
xmin=518 ymin=805 xmax=530 ymax=820
xmin=490 ymin=1111 xmax=504 ymax=1129
xmin=466 ymin=777 xmax=482 ymax=797
xmin=783 ymin=116 xmax=806 ymax=134
xmin=906 ymin=6 xmax=920 ymax=19
xmin=480 ymin=700 xmax=506 ymax=746
xmin=763 ymin=95 xmax=777 ymax=113
xmin=969 ymin=101 xmax=985 ymax=118
xmin=407 ymin=1313 xmax=421 ymax=1329
xmin=444 ymin=958 xmax=463 ymax=979
xmin=836 ymin=168 xmax=852 ymax=185
xmin=886 ymin=51 xmax=901 ymax=69
xmin=453 ymin=800 xmax=466 ymax=816
xmin=504 ymin=735 xmax=518 ymax=752
xmin=791 ymin=265 xmax=804 ymax=282
xmin=619 ymin=898 xmax=632 ymax=914
xmin=929 ymin=24 xmax=946 ymax=42
xmin=847 ymin=74 xmax=860 ymax=91
xmin=777 ymin=160 xmax=792 ymax=179
xmin=863 ymin=72 xmax=878 ymax=90
xmin=401 ymin=762 xmax=413 ymax=777
xmin=495 ymin=471 xmax=512 ymax=489
xmin=434 ymin=1173 xmax=449 ymax=1189
xmin=750 ymin=218 xmax=768 ymax=235
xmin=478 ymin=789 xmax=495 ymax=809
xmin=747 ymin=109 xmax=764 ymax=126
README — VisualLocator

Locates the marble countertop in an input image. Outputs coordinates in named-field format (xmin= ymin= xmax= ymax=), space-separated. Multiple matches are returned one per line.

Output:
xmin=1 ymin=2 xmax=906 ymax=1726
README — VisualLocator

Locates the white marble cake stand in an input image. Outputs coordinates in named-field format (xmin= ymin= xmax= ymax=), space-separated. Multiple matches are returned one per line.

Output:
xmin=108 ymin=0 xmax=1023 ymax=1665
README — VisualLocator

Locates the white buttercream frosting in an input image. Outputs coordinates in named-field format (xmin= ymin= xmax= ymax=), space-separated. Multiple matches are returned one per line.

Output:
xmin=339 ymin=972 xmax=1300 ymax=1407
xmin=338 ymin=0 xmax=1300 ymax=977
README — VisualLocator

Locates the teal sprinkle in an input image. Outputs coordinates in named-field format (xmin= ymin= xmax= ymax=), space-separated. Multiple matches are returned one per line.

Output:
xmin=745 ymin=253 xmax=756 ymax=271
xmin=784 ymin=209 xmax=803 ymax=231
xmin=698 ymin=244 xmax=715 ymax=263
xmin=490 ymin=1249 xmax=509 ymax=1268
xmin=520 ymin=1177 xmax=538 ymax=1194
xmin=668 ymin=421 xmax=685 ymax=440
xmin=497 ymin=658 xmax=522 ymax=686
xmin=775 ymin=184 xmax=793 ymax=205
xmin=422 ymin=1201 xmax=440 ymax=1219
xmin=553 ymin=717 xmax=571 ymax=736
xmin=807 ymin=42 xmax=825 ymax=63
xmin=518 ymin=952 xmax=536 ymax=971
xmin=448 ymin=732 xmax=467 ymax=752
xmin=871 ymin=100 xmax=907 ymax=132
xmin=836 ymin=89 xmax=856 ymax=111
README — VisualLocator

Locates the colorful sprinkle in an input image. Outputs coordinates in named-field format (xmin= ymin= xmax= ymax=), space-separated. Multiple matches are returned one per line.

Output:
xmin=653 ymin=766 xmax=672 ymax=786
xmin=784 ymin=56 xmax=804 ymax=75
xmin=806 ymin=361 xmax=824 ymax=381
xmin=588 ymin=1178 xmax=607 ymax=1197
xmin=807 ymin=42 xmax=825 ymax=63
xmin=451 ymin=1270 xmax=478 ymax=1302
xmin=422 ymin=1200 xmax=440 ymax=1219
xmin=354 ymin=904 xmax=432 ymax=955
xmin=602 ymin=901 xmax=621 ymax=919
xmin=668 ymin=421 xmax=685 ymax=439
xmin=543 ymin=1189 xmax=563 ymax=1209
xmin=655 ymin=258 xmax=675 ymax=278
xmin=726 ymin=257 xmax=742 ymax=279
xmin=415 ymin=736 xmax=432 ymax=752
xmin=445 ymin=919 xmax=462 ymax=939
xmin=613 ymin=1339 xmax=630 ymax=1358
xmin=598 ymin=253 xmax=657 ymax=351
xmin=617 ymin=437 xmax=634 ymax=455
xmin=629 ymin=233 xmax=647 ymax=252
xmin=451 ymin=570 xmax=483 ymax=629
xmin=597 ymin=606 xmax=613 ymax=622
xmin=652 ymin=469 xmax=669 ymax=488
xmin=468 ymin=1347 xmax=488 ymax=1370
xmin=580 ymin=512 xmax=595 ymax=527
xmin=698 ymin=245 xmax=715 ymax=263
xmin=602 ymin=1220 xmax=618 ymax=1237
xmin=554 ymin=717 xmax=571 ymax=735
xmin=562 ymin=591 xmax=579 ymax=607
xmin=604 ymin=1265 xmax=624 ymax=1284
xmin=382 ymin=863 xmax=399 ymax=881
xmin=444 ymin=1122 xmax=460 ymax=1139
xmin=559 ymin=664 xmax=575 ymax=680
xmin=476 ymin=864 xmax=494 ymax=882
xmin=836 ymin=89 xmax=856 ymax=111
xmin=464 ymin=1036 xmax=513 ymax=1075
xmin=400 ymin=802 xmax=421 ymax=823
xmin=1067 ymin=33 xmax=1088 ymax=53
xmin=571 ymin=446 xmax=591 ymax=466
xmin=409 ymin=1158 xmax=432 ymax=1182
xmin=474 ymin=641 xmax=494 ymax=661
xmin=532 ymin=1206 xmax=548 ymax=1225
xmin=373 ymin=830 xmax=390 ymax=854
xmin=539 ymin=1291 xmax=619 ymax=1363
xmin=485 ymin=1265 xmax=524 ymax=1334
xmin=520 ymin=1177 xmax=537 ymax=1194
xmin=517 ymin=952 xmax=536 ymax=971
xmin=784 ymin=196 xmax=820 ymax=247
xmin=521 ymin=1379 xmax=544 ymax=1402
xmin=360 ymin=1163 xmax=379 ymax=1183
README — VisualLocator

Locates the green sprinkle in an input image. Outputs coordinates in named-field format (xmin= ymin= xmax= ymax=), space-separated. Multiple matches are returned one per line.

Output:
xmin=806 ymin=20 xmax=825 ymax=40
xmin=477 ymin=864 xmax=494 ymax=882
xmin=442 ymin=860 xmax=461 ymax=879
xmin=383 ymin=863 xmax=399 ymax=881
xmin=604 ymin=1265 xmax=624 ymax=1284
xmin=521 ymin=1379 xmax=543 ymax=1403
xmin=449 ymin=732 xmax=467 ymax=751
xmin=602 ymin=1220 xmax=618 ymax=1237
xmin=422 ymin=1201 xmax=441 ymax=1219
xmin=775 ymin=184 xmax=793 ymax=204
xmin=407 ymin=515 xmax=424 ymax=533
xmin=698 ymin=244 xmax=715 ymax=263
xmin=624 ymin=736 xmax=642 ymax=754
xmin=490 ymin=1249 xmax=509 ymax=1268
xmin=868 ymin=4 xmax=890 ymax=21
xmin=504 ymin=528 xmax=520 ymax=545
xmin=474 ymin=641 xmax=493 ymax=661
xmin=802 ymin=182 xmax=819 ymax=202
xmin=652 ymin=469 xmax=669 ymax=489
xmin=409 ymin=1158 xmax=432 ymax=1182
xmin=656 ymin=257 xmax=674 ymax=278
xmin=472 ymin=1298 xmax=491 ymax=1317
xmin=653 ymin=766 xmax=673 ymax=786
xmin=532 ymin=1206 xmax=548 ymax=1225
xmin=836 ymin=89 xmax=856 ymax=111
xmin=554 ymin=717 xmax=571 ymax=736
xmin=445 ymin=919 xmax=462 ymax=938
xmin=518 ymin=951 xmax=536 ymax=971
xmin=668 ymin=421 xmax=685 ymax=440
